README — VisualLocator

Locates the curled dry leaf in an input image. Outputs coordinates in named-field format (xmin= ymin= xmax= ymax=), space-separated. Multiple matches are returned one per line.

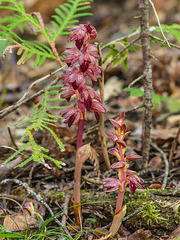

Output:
xmin=109 ymin=204 xmax=126 ymax=237
xmin=94 ymin=232 xmax=112 ymax=240
xmin=76 ymin=142 xmax=92 ymax=166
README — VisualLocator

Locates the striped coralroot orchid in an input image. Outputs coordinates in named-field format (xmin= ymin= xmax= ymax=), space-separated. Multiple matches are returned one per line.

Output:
xmin=60 ymin=21 xmax=105 ymax=149
xmin=59 ymin=22 xmax=106 ymax=227
xmin=103 ymin=112 xmax=144 ymax=236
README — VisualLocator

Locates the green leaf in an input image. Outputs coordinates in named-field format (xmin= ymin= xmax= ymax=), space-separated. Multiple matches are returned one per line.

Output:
xmin=0 ymin=39 xmax=8 ymax=56
xmin=0 ymin=233 xmax=25 ymax=238
xmin=123 ymin=87 xmax=144 ymax=97
xmin=154 ymin=24 xmax=180 ymax=44
xmin=85 ymin=218 xmax=96 ymax=223
xmin=152 ymin=93 xmax=168 ymax=106
xmin=123 ymin=57 xmax=129 ymax=70
xmin=167 ymin=99 xmax=180 ymax=112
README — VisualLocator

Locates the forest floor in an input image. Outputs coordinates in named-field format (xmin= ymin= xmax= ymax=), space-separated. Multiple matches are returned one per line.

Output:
xmin=0 ymin=0 xmax=180 ymax=239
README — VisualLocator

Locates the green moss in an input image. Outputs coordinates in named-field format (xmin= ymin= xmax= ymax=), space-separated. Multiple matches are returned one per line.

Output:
xmin=48 ymin=191 xmax=65 ymax=202
xmin=141 ymin=201 xmax=167 ymax=226
xmin=123 ymin=189 xmax=180 ymax=234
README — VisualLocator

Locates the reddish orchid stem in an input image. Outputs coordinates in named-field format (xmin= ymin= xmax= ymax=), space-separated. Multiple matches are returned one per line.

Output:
xmin=77 ymin=119 xmax=85 ymax=149
xmin=115 ymin=190 xmax=125 ymax=213
xmin=115 ymin=146 xmax=126 ymax=213
xmin=77 ymin=100 xmax=86 ymax=149
xmin=74 ymin=160 xmax=83 ymax=203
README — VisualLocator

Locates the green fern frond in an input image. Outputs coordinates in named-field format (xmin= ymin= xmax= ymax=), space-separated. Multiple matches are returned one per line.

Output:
xmin=3 ymin=142 xmax=31 ymax=164
xmin=0 ymin=0 xmax=93 ymax=65
xmin=16 ymin=156 xmax=33 ymax=168
xmin=49 ymin=0 xmax=93 ymax=41
xmin=5 ymin=85 xmax=68 ymax=168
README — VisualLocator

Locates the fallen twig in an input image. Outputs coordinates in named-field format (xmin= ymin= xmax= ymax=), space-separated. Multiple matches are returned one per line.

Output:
xmin=149 ymin=34 xmax=180 ymax=50
xmin=168 ymin=126 xmax=180 ymax=170
xmin=150 ymin=143 xmax=169 ymax=190
xmin=7 ymin=126 xmax=18 ymax=150
xmin=61 ymin=191 xmax=71 ymax=227
xmin=15 ymin=65 xmax=66 ymax=104
xmin=104 ymin=35 xmax=141 ymax=71
xmin=0 ymin=73 xmax=63 ymax=119
xmin=148 ymin=0 xmax=171 ymax=47
xmin=122 ymin=205 xmax=146 ymax=222
xmin=0 ymin=156 xmax=23 ymax=181
xmin=128 ymin=74 xmax=145 ymax=88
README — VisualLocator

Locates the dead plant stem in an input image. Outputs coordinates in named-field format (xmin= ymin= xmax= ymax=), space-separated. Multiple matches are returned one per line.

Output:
xmin=98 ymin=44 xmax=111 ymax=170
xmin=139 ymin=0 xmax=153 ymax=167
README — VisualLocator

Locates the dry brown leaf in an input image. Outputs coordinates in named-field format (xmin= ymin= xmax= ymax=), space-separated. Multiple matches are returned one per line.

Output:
xmin=89 ymin=146 xmax=100 ymax=174
xmin=127 ymin=229 xmax=152 ymax=240
xmin=148 ymin=182 xmax=162 ymax=189
xmin=3 ymin=212 xmax=38 ymax=231
xmin=3 ymin=202 xmax=41 ymax=233
xmin=168 ymin=226 xmax=180 ymax=240
xmin=149 ymin=156 xmax=162 ymax=168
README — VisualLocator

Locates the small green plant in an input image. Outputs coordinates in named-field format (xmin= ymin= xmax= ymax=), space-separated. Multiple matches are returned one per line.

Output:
xmin=141 ymin=201 xmax=167 ymax=226
xmin=154 ymin=24 xmax=180 ymax=44
xmin=123 ymin=87 xmax=168 ymax=106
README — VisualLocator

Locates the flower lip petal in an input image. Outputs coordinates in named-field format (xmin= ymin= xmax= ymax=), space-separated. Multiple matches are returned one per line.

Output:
xmin=60 ymin=107 xmax=77 ymax=118
xmin=108 ymin=148 xmax=118 ymax=156
xmin=102 ymin=178 xmax=120 ymax=193
xmin=115 ymin=111 xmax=125 ymax=124
xmin=94 ymin=112 xmax=100 ymax=122
xmin=90 ymin=101 xmax=106 ymax=114
xmin=126 ymin=169 xmax=136 ymax=175
xmin=128 ymin=174 xmax=144 ymax=194
xmin=117 ymin=139 xmax=126 ymax=148
xmin=123 ymin=131 xmax=131 ymax=139
xmin=111 ymin=161 xmax=125 ymax=170
xmin=110 ymin=118 xmax=121 ymax=129
xmin=105 ymin=131 xmax=119 ymax=142
xmin=126 ymin=154 xmax=142 ymax=161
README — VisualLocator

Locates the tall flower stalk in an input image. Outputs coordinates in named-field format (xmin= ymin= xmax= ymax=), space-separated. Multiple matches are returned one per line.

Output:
xmin=60 ymin=22 xmax=106 ymax=226
xmin=103 ymin=112 xmax=144 ymax=236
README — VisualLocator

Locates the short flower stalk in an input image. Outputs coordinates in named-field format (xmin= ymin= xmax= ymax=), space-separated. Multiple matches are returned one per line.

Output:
xmin=103 ymin=112 xmax=144 ymax=236
xmin=60 ymin=22 xmax=106 ymax=226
